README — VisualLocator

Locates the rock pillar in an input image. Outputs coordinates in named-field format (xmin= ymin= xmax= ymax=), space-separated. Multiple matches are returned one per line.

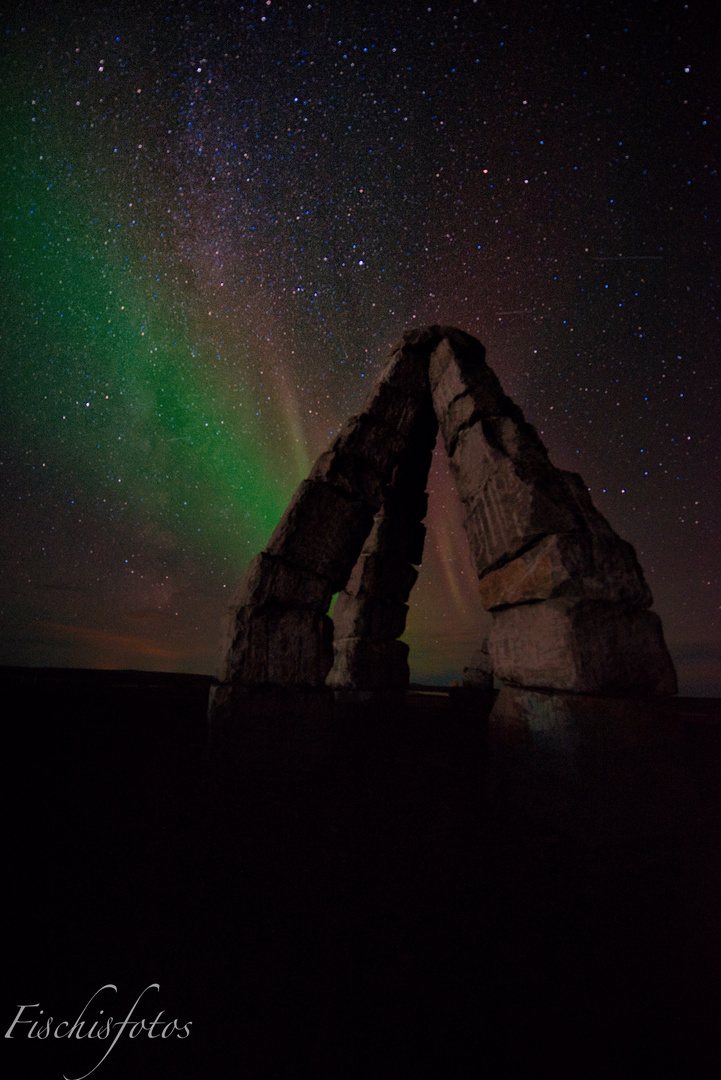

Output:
xmin=428 ymin=331 xmax=677 ymax=695
xmin=213 ymin=324 xmax=676 ymax=705
xmin=213 ymin=329 xmax=439 ymax=704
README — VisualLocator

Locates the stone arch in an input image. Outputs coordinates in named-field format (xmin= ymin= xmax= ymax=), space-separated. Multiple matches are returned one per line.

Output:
xmin=213 ymin=326 xmax=676 ymax=705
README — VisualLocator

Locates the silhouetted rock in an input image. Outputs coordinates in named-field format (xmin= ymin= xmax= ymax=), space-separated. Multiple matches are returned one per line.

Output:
xmin=212 ymin=324 xmax=676 ymax=705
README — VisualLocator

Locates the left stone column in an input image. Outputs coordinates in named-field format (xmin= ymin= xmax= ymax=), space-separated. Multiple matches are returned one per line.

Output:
xmin=211 ymin=331 xmax=433 ymax=715
xmin=211 ymin=481 xmax=378 ymax=715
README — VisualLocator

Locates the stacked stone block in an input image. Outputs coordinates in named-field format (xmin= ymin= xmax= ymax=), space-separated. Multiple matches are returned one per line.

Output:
xmin=428 ymin=332 xmax=677 ymax=695
xmin=215 ymin=329 xmax=439 ymax=693
xmin=462 ymin=637 xmax=494 ymax=691
xmin=214 ymin=323 xmax=676 ymax=703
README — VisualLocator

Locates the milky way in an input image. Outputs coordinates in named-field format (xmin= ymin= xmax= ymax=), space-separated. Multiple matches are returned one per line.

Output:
xmin=1 ymin=0 xmax=718 ymax=692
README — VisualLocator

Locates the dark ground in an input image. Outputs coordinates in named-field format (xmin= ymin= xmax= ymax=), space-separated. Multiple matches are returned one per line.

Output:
xmin=3 ymin=667 xmax=720 ymax=1078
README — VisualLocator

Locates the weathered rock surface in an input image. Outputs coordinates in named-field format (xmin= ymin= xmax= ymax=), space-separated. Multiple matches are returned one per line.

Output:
xmin=230 ymin=551 xmax=335 ymax=613
xmin=462 ymin=638 xmax=494 ymax=690
xmin=342 ymin=551 xmax=419 ymax=608
xmin=222 ymin=606 xmax=334 ymax=688
xmin=429 ymin=335 xmax=516 ymax=455
xmin=332 ymin=592 xmax=409 ymax=642
xmin=214 ymin=327 xmax=438 ymax=696
xmin=309 ymin=414 xmax=407 ymax=510
xmin=327 ymin=383 xmax=437 ymax=690
xmin=487 ymin=598 xmax=677 ymax=696
xmin=477 ymin=529 xmax=652 ymax=610
xmin=308 ymin=333 xmax=438 ymax=509
xmin=212 ymin=323 xmax=676 ymax=703
xmin=366 ymin=336 xmax=433 ymax=413
xmin=264 ymin=479 xmax=375 ymax=590
xmin=326 ymin=638 xmax=410 ymax=690
xmin=214 ymin=552 xmax=336 ymax=686
xmin=439 ymin=409 xmax=585 ymax=579
xmin=427 ymin=328 xmax=670 ymax=695
xmin=460 ymin=465 xmax=579 ymax=577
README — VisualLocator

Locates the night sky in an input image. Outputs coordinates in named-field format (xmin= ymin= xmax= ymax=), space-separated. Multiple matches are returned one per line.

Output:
xmin=1 ymin=0 xmax=718 ymax=694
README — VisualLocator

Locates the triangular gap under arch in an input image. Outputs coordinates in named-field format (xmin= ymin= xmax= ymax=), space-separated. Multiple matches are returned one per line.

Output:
xmin=213 ymin=325 xmax=676 ymax=707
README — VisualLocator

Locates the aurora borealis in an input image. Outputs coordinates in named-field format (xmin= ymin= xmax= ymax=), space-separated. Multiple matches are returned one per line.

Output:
xmin=1 ymin=0 xmax=719 ymax=692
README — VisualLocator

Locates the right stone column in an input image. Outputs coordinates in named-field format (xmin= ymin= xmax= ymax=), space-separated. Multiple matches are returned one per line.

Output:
xmin=429 ymin=330 xmax=677 ymax=695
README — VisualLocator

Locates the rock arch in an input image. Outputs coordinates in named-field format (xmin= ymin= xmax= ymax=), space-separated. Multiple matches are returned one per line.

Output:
xmin=213 ymin=326 xmax=676 ymax=705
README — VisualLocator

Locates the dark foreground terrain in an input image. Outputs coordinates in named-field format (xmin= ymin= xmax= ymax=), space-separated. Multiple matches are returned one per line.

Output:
xmin=3 ymin=666 xmax=720 ymax=1078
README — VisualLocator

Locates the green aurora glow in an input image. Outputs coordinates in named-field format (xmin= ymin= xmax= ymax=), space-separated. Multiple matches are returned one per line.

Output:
xmin=1 ymin=112 xmax=307 ymax=566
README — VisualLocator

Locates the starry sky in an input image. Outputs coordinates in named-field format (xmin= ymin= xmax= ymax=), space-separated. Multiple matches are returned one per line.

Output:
xmin=1 ymin=0 xmax=719 ymax=694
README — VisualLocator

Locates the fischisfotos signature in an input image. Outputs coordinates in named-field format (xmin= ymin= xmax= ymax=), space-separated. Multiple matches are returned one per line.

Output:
xmin=5 ymin=983 xmax=191 ymax=1079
